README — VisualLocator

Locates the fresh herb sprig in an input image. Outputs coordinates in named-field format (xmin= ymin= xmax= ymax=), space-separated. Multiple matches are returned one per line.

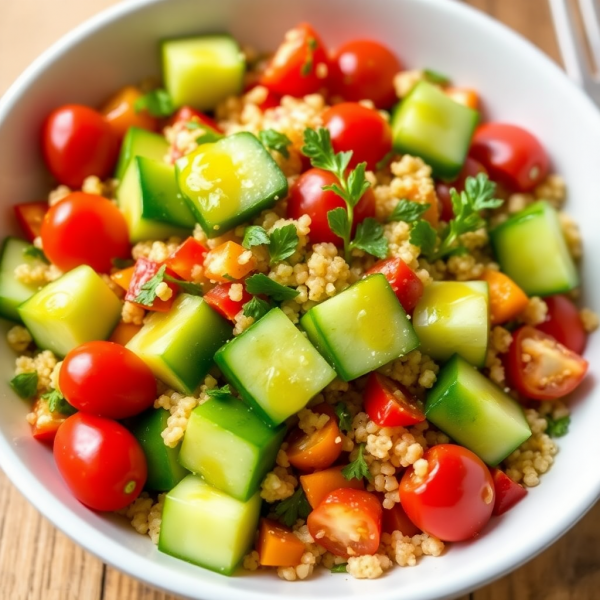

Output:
xmin=259 ymin=129 xmax=293 ymax=159
xmin=334 ymin=402 xmax=352 ymax=434
xmin=245 ymin=273 xmax=299 ymax=302
xmin=205 ymin=384 xmax=233 ymax=401
xmin=242 ymin=296 xmax=272 ymax=321
xmin=134 ymin=265 xmax=203 ymax=306
xmin=242 ymin=224 xmax=299 ymax=266
xmin=341 ymin=443 xmax=372 ymax=482
xmin=134 ymin=88 xmax=174 ymax=118
xmin=10 ymin=372 xmax=38 ymax=399
xmin=545 ymin=415 xmax=570 ymax=438
xmin=23 ymin=245 xmax=48 ymax=263
xmin=274 ymin=487 xmax=312 ymax=528
xmin=41 ymin=389 xmax=77 ymax=416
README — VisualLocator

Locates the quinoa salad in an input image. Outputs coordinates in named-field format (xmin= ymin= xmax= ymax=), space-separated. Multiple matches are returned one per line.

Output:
xmin=2 ymin=22 xmax=598 ymax=581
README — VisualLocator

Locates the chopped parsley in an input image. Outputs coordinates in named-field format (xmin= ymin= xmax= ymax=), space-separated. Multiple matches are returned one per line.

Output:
xmin=41 ymin=389 xmax=77 ymax=416
xmin=274 ymin=487 xmax=312 ymax=528
xmin=23 ymin=245 xmax=48 ymax=263
xmin=9 ymin=372 xmax=38 ymax=399
xmin=545 ymin=415 xmax=571 ymax=438
xmin=205 ymin=384 xmax=233 ymax=401
xmin=334 ymin=402 xmax=352 ymax=434
xmin=133 ymin=88 xmax=174 ymax=118
xmin=258 ymin=129 xmax=293 ymax=159
xmin=242 ymin=296 xmax=272 ymax=321
xmin=341 ymin=443 xmax=372 ymax=482
xmin=245 ymin=273 xmax=299 ymax=302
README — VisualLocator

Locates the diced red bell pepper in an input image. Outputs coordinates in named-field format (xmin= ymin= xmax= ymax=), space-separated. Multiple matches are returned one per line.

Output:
xmin=364 ymin=372 xmax=425 ymax=428
xmin=366 ymin=257 xmax=424 ymax=313
xmin=168 ymin=106 xmax=223 ymax=133
xmin=14 ymin=201 xmax=49 ymax=241
xmin=164 ymin=237 xmax=208 ymax=282
xmin=29 ymin=398 xmax=67 ymax=444
xmin=125 ymin=258 xmax=177 ymax=312
xmin=382 ymin=501 xmax=422 ymax=536
xmin=204 ymin=282 xmax=253 ymax=321
xmin=491 ymin=468 xmax=527 ymax=516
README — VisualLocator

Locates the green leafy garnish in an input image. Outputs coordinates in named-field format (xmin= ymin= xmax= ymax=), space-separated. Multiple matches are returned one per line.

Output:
xmin=423 ymin=68 xmax=451 ymax=86
xmin=274 ymin=487 xmax=312 ymax=528
xmin=134 ymin=88 xmax=174 ymax=118
xmin=259 ymin=129 xmax=293 ymax=159
xmin=10 ymin=372 xmax=38 ymax=399
xmin=242 ymin=296 xmax=272 ymax=321
xmin=342 ymin=443 xmax=372 ymax=482
xmin=205 ymin=384 xmax=233 ymax=401
xmin=409 ymin=219 xmax=437 ymax=256
xmin=334 ymin=402 xmax=352 ymax=435
xmin=388 ymin=200 xmax=431 ymax=224
xmin=134 ymin=265 xmax=202 ymax=306
xmin=545 ymin=415 xmax=571 ymax=438
xmin=349 ymin=218 xmax=387 ymax=259
xmin=242 ymin=226 xmax=271 ymax=249
xmin=331 ymin=564 xmax=348 ymax=573
xmin=301 ymin=37 xmax=319 ymax=77
xmin=163 ymin=274 xmax=203 ymax=296
xmin=112 ymin=257 xmax=135 ymax=269
xmin=268 ymin=224 xmax=299 ymax=266
xmin=41 ymin=389 xmax=77 ymax=416
xmin=23 ymin=245 xmax=48 ymax=263
xmin=245 ymin=274 xmax=299 ymax=302
xmin=185 ymin=121 xmax=202 ymax=130
xmin=196 ymin=130 xmax=222 ymax=145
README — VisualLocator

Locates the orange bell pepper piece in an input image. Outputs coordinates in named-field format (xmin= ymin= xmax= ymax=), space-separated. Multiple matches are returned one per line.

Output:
xmin=257 ymin=519 xmax=305 ymax=567
xmin=203 ymin=241 xmax=257 ymax=283
xmin=110 ymin=266 xmax=135 ymax=291
xmin=101 ymin=85 xmax=158 ymax=140
xmin=481 ymin=269 xmax=529 ymax=325
xmin=444 ymin=87 xmax=480 ymax=111
xmin=109 ymin=322 xmax=142 ymax=346
xmin=300 ymin=465 xmax=365 ymax=509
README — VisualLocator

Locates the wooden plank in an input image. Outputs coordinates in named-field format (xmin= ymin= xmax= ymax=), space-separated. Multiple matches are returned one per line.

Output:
xmin=102 ymin=567 xmax=179 ymax=600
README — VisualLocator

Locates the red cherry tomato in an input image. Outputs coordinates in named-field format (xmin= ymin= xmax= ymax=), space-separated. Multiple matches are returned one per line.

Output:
xmin=287 ymin=168 xmax=375 ymax=244
xmin=307 ymin=489 xmax=382 ymax=558
xmin=505 ymin=326 xmax=588 ymax=401
xmin=14 ymin=201 xmax=49 ymax=242
xmin=164 ymin=237 xmax=208 ymax=282
xmin=536 ymin=295 xmax=587 ymax=354
xmin=54 ymin=413 xmax=147 ymax=511
xmin=329 ymin=39 xmax=402 ymax=109
xmin=366 ymin=257 xmax=424 ymax=312
xmin=125 ymin=258 xmax=178 ymax=312
xmin=42 ymin=104 xmax=119 ymax=188
xmin=260 ymin=23 xmax=329 ymax=97
xmin=204 ymin=283 xmax=253 ymax=321
xmin=469 ymin=123 xmax=549 ymax=192
xmin=490 ymin=468 xmax=527 ymax=516
xmin=400 ymin=444 xmax=495 ymax=542
xmin=322 ymin=103 xmax=392 ymax=171
xmin=40 ymin=192 xmax=130 ymax=273
xmin=364 ymin=372 xmax=425 ymax=427
xmin=59 ymin=341 xmax=156 ymax=420
xmin=381 ymin=502 xmax=421 ymax=536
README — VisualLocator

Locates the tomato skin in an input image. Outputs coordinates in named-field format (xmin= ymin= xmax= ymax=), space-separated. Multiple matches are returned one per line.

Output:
xmin=164 ymin=237 xmax=208 ymax=282
xmin=400 ymin=444 xmax=495 ymax=542
xmin=490 ymin=468 xmax=527 ymax=516
xmin=322 ymin=103 xmax=393 ymax=171
xmin=307 ymin=488 xmax=382 ymax=558
xmin=536 ymin=295 xmax=587 ymax=354
xmin=366 ymin=257 xmax=423 ymax=312
xmin=60 ymin=341 xmax=156 ymax=420
xmin=42 ymin=104 xmax=119 ymax=188
xmin=329 ymin=39 xmax=402 ymax=109
xmin=54 ymin=413 xmax=147 ymax=511
xmin=469 ymin=123 xmax=549 ymax=192
xmin=204 ymin=283 xmax=253 ymax=321
xmin=381 ymin=502 xmax=421 ymax=536
xmin=287 ymin=168 xmax=376 ymax=244
xmin=14 ymin=201 xmax=49 ymax=241
xmin=505 ymin=326 xmax=588 ymax=401
xmin=40 ymin=192 xmax=130 ymax=273
xmin=125 ymin=258 xmax=177 ymax=312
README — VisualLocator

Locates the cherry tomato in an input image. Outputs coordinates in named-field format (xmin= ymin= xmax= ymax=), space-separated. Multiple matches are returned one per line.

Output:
xmin=381 ymin=502 xmax=421 ymax=536
xmin=490 ymin=468 xmax=527 ymax=517
xmin=101 ymin=85 xmax=158 ymax=140
xmin=260 ymin=23 xmax=329 ymax=98
xmin=28 ymin=398 xmax=67 ymax=444
xmin=366 ymin=257 xmax=424 ymax=312
xmin=536 ymin=295 xmax=587 ymax=354
xmin=54 ymin=413 xmax=147 ymax=511
xmin=505 ymin=326 xmax=588 ymax=401
xmin=164 ymin=237 xmax=208 ymax=282
xmin=125 ymin=258 xmax=178 ymax=312
xmin=42 ymin=104 xmax=119 ymax=188
xmin=41 ymin=192 xmax=130 ymax=273
xmin=14 ymin=201 xmax=49 ymax=241
xmin=322 ymin=103 xmax=392 ymax=170
xmin=287 ymin=168 xmax=376 ymax=244
xmin=329 ymin=39 xmax=401 ymax=109
xmin=60 ymin=341 xmax=156 ymax=420
xmin=400 ymin=444 xmax=495 ymax=542
xmin=364 ymin=372 xmax=425 ymax=427
xmin=307 ymin=489 xmax=382 ymax=558
xmin=204 ymin=283 xmax=253 ymax=321
xmin=469 ymin=123 xmax=549 ymax=192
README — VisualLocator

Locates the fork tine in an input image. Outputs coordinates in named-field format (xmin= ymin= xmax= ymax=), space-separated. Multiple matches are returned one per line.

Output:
xmin=578 ymin=0 xmax=600 ymax=69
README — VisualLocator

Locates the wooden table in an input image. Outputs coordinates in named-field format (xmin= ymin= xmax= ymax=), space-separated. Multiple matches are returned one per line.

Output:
xmin=1 ymin=0 xmax=598 ymax=598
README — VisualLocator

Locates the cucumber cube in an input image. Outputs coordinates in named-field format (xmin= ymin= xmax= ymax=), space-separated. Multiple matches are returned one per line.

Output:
xmin=176 ymin=132 xmax=287 ymax=238
xmin=179 ymin=396 xmax=286 ymax=501
xmin=18 ymin=265 xmax=121 ymax=357
xmin=215 ymin=308 xmax=336 ymax=426
xmin=115 ymin=126 xmax=169 ymax=182
xmin=426 ymin=355 xmax=531 ymax=465
xmin=391 ymin=81 xmax=479 ymax=179
xmin=490 ymin=201 xmax=579 ymax=296
xmin=159 ymin=474 xmax=261 ymax=575
xmin=162 ymin=35 xmax=245 ymax=110
xmin=126 ymin=294 xmax=231 ymax=394
xmin=300 ymin=274 xmax=419 ymax=381
xmin=412 ymin=281 xmax=489 ymax=367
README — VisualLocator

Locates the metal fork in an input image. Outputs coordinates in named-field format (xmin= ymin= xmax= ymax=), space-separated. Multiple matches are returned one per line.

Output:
xmin=549 ymin=0 xmax=600 ymax=105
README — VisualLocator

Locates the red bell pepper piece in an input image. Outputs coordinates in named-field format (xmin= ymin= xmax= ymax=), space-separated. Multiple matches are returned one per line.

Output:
xmin=29 ymin=398 xmax=67 ymax=444
xmin=168 ymin=106 xmax=223 ymax=133
xmin=14 ymin=201 xmax=49 ymax=241
xmin=165 ymin=237 xmax=208 ymax=282
xmin=204 ymin=282 xmax=253 ymax=321
xmin=366 ymin=257 xmax=424 ymax=313
xmin=381 ymin=502 xmax=422 ymax=536
xmin=491 ymin=468 xmax=527 ymax=516
xmin=125 ymin=258 xmax=177 ymax=312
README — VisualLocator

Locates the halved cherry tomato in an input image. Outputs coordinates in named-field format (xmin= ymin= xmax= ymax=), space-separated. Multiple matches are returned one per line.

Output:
xmin=168 ymin=106 xmax=223 ymax=132
xmin=108 ymin=322 xmax=142 ymax=346
xmin=60 ymin=341 xmax=156 ymax=420
xmin=444 ymin=87 xmax=480 ymax=111
xmin=480 ymin=269 xmax=529 ymax=325
xmin=381 ymin=502 xmax=421 ymax=536
xmin=260 ymin=23 xmax=329 ymax=97
xmin=164 ymin=237 xmax=208 ymax=281
xmin=536 ymin=295 xmax=587 ymax=354
xmin=364 ymin=372 xmax=425 ymax=428
xmin=42 ymin=104 xmax=119 ymax=188
xmin=257 ymin=518 xmax=305 ymax=567
xmin=204 ymin=282 xmax=253 ymax=321
xmin=307 ymin=488 xmax=382 ymax=558
xmin=469 ymin=123 xmax=549 ymax=192
xmin=490 ymin=468 xmax=527 ymax=517
xmin=101 ymin=85 xmax=158 ymax=140
xmin=400 ymin=444 xmax=494 ymax=542
xmin=110 ymin=266 xmax=135 ymax=292
xmin=203 ymin=241 xmax=257 ymax=283
xmin=125 ymin=258 xmax=178 ymax=312
xmin=300 ymin=465 xmax=365 ymax=509
xmin=505 ymin=326 xmax=588 ymax=401
xmin=366 ymin=257 xmax=424 ymax=312
xmin=322 ymin=103 xmax=393 ymax=171
xmin=328 ymin=39 xmax=402 ymax=109
xmin=14 ymin=201 xmax=49 ymax=241
xmin=28 ymin=398 xmax=67 ymax=444
xmin=54 ymin=413 xmax=147 ymax=511
xmin=287 ymin=168 xmax=376 ymax=244
xmin=41 ymin=192 xmax=130 ymax=273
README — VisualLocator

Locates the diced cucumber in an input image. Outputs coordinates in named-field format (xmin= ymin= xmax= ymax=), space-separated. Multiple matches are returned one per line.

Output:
xmin=176 ymin=132 xmax=287 ymax=238
xmin=159 ymin=474 xmax=260 ymax=575
xmin=162 ymin=35 xmax=245 ymax=111
xmin=129 ymin=408 xmax=189 ymax=491
xmin=179 ymin=396 xmax=286 ymax=501
xmin=18 ymin=265 xmax=122 ymax=357
xmin=412 ymin=281 xmax=489 ymax=367
xmin=215 ymin=308 xmax=336 ymax=426
xmin=490 ymin=201 xmax=579 ymax=296
xmin=391 ymin=81 xmax=479 ymax=179
xmin=300 ymin=274 xmax=419 ymax=381
xmin=0 ymin=237 xmax=41 ymax=322
xmin=126 ymin=294 xmax=231 ymax=394
xmin=115 ymin=126 xmax=169 ymax=182
xmin=425 ymin=355 xmax=531 ymax=465
xmin=118 ymin=157 xmax=195 ymax=243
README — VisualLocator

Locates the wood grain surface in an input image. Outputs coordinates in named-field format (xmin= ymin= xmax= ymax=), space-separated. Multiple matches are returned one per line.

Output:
xmin=0 ymin=0 xmax=597 ymax=598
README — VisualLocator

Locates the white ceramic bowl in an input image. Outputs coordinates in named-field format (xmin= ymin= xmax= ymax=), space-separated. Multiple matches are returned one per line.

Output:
xmin=1 ymin=1 xmax=599 ymax=598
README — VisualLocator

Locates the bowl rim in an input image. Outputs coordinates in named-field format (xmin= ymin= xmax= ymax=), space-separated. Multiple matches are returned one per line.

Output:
xmin=1 ymin=0 xmax=600 ymax=599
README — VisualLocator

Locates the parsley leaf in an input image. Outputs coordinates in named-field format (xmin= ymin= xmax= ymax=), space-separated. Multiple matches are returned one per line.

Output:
xmin=112 ymin=257 xmax=135 ymax=269
xmin=258 ymin=129 xmax=293 ymax=159
xmin=545 ymin=415 xmax=571 ymax=438
xmin=41 ymin=389 xmax=77 ymax=416
xmin=163 ymin=274 xmax=203 ymax=296
xmin=196 ymin=130 xmax=222 ymax=145
xmin=134 ymin=265 xmax=167 ymax=306
xmin=274 ymin=488 xmax=312 ymax=528
xmin=245 ymin=274 xmax=299 ymax=302
xmin=134 ymin=88 xmax=174 ymax=118
xmin=349 ymin=218 xmax=387 ymax=259
xmin=342 ymin=443 xmax=372 ymax=482
xmin=242 ymin=296 xmax=272 ymax=321
xmin=327 ymin=208 xmax=350 ymax=243
xmin=23 ymin=245 xmax=48 ymax=263
xmin=205 ymin=384 xmax=233 ymax=401
xmin=331 ymin=564 xmax=348 ymax=573
xmin=10 ymin=372 xmax=38 ymax=399
xmin=423 ymin=68 xmax=451 ymax=86
xmin=334 ymin=402 xmax=352 ymax=434
xmin=409 ymin=219 xmax=437 ymax=255
xmin=242 ymin=226 xmax=270 ymax=249
xmin=269 ymin=224 xmax=299 ymax=266
xmin=388 ymin=200 xmax=431 ymax=224
xmin=302 ymin=128 xmax=351 ymax=186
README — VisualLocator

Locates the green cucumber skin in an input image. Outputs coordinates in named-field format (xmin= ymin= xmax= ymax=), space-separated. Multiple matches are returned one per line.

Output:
xmin=115 ymin=127 xmax=169 ymax=182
